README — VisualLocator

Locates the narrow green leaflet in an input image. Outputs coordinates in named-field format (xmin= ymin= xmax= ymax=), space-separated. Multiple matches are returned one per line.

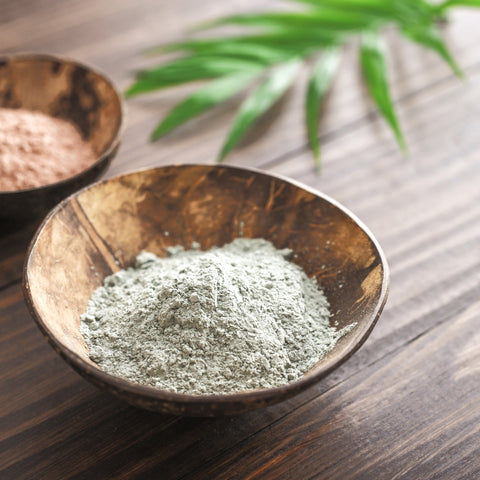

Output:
xmin=151 ymin=71 xmax=261 ymax=140
xmin=219 ymin=60 xmax=301 ymax=161
xmin=152 ymin=31 xmax=338 ymax=57
xmin=204 ymin=10 xmax=377 ymax=32
xmin=126 ymin=56 xmax=262 ymax=97
xmin=360 ymin=32 xmax=406 ymax=151
xmin=292 ymin=0 xmax=434 ymax=24
xmin=437 ymin=0 xmax=480 ymax=11
xmin=159 ymin=41 xmax=298 ymax=65
xmin=393 ymin=0 xmax=436 ymax=24
xmin=402 ymin=23 xmax=463 ymax=77
xmin=291 ymin=0 xmax=401 ymax=19
xmin=306 ymin=49 xmax=339 ymax=170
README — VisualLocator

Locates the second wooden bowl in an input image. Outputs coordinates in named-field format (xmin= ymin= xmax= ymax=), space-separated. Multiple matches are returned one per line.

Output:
xmin=0 ymin=53 xmax=124 ymax=221
xmin=23 ymin=165 xmax=389 ymax=416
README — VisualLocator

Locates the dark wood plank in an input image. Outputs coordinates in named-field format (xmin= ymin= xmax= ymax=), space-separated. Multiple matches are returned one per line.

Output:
xmin=0 ymin=2 xmax=479 ymax=178
xmin=1 ymin=273 xmax=479 ymax=479
xmin=1 ymin=3 xmax=479 ymax=277
xmin=0 ymin=283 xmax=350 ymax=480
xmin=270 ymin=59 xmax=480 ymax=352
xmin=192 ymin=301 xmax=480 ymax=480
xmin=2 ymin=8 xmax=480 ymax=289
xmin=3 ymin=82 xmax=480 ymax=471
xmin=0 ymin=220 xmax=41 ymax=290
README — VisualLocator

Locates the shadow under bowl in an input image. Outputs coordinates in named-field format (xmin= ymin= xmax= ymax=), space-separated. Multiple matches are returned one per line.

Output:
xmin=0 ymin=53 xmax=124 ymax=222
xmin=23 ymin=164 xmax=389 ymax=416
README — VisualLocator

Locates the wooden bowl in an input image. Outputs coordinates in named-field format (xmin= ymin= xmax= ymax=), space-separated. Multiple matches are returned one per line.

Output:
xmin=23 ymin=165 xmax=389 ymax=416
xmin=0 ymin=53 xmax=124 ymax=221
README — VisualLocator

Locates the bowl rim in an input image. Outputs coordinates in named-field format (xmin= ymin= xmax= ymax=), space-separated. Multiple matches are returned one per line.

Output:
xmin=0 ymin=52 xmax=126 ymax=195
xmin=23 ymin=163 xmax=390 ymax=407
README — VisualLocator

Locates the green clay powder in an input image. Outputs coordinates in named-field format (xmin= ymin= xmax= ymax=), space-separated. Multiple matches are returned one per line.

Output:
xmin=80 ymin=238 xmax=354 ymax=395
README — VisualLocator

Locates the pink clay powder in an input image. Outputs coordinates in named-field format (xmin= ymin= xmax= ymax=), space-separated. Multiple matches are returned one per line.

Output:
xmin=0 ymin=108 xmax=97 ymax=191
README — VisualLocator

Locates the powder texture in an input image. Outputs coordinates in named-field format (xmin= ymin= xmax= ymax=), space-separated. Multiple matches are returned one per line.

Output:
xmin=0 ymin=108 xmax=97 ymax=191
xmin=80 ymin=238 xmax=354 ymax=395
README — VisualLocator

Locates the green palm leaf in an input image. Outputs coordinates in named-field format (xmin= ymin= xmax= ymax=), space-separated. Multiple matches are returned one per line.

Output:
xmin=438 ymin=0 xmax=480 ymax=11
xmin=151 ymin=71 xmax=261 ymax=140
xmin=402 ymin=23 xmax=462 ymax=77
xmin=306 ymin=49 xmax=339 ymax=170
xmin=291 ymin=0 xmax=409 ymax=20
xmin=219 ymin=60 xmax=301 ymax=161
xmin=127 ymin=0 xmax=479 ymax=167
xmin=155 ymin=31 xmax=338 ymax=56
xmin=126 ymin=56 xmax=263 ymax=97
xmin=203 ymin=10 xmax=378 ymax=32
xmin=160 ymin=41 xmax=300 ymax=64
xmin=293 ymin=0 xmax=434 ymax=24
xmin=360 ymin=32 xmax=406 ymax=151
xmin=291 ymin=0 xmax=397 ymax=16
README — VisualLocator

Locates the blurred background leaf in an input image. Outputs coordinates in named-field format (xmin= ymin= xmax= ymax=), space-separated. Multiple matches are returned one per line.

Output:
xmin=219 ymin=59 xmax=301 ymax=161
xmin=151 ymin=71 xmax=262 ymax=140
xmin=360 ymin=32 xmax=406 ymax=151
xmin=306 ymin=48 xmax=339 ymax=169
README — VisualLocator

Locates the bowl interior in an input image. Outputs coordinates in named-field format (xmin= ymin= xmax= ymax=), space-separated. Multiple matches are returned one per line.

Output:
xmin=25 ymin=165 xmax=388 ymax=411
xmin=0 ymin=54 xmax=122 ymax=160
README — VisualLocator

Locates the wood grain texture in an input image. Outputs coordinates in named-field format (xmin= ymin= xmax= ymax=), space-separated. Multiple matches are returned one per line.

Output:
xmin=1 ymin=0 xmax=480 ymax=478
xmin=0 ymin=221 xmax=40 ymax=289
xmin=193 ymin=302 xmax=480 ymax=480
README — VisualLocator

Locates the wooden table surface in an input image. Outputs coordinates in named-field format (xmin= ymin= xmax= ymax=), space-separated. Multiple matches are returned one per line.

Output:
xmin=1 ymin=1 xmax=480 ymax=479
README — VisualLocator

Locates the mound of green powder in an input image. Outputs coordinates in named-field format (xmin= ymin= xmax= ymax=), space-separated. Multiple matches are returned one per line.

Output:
xmin=80 ymin=238 xmax=354 ymax=395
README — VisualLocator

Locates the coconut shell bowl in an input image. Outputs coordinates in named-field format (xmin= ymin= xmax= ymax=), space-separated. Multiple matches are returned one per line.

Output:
xmin=23 ymin=164 xmax=389 ymax=416
xmin=0 ymin=53 xmax=124 ymax=221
